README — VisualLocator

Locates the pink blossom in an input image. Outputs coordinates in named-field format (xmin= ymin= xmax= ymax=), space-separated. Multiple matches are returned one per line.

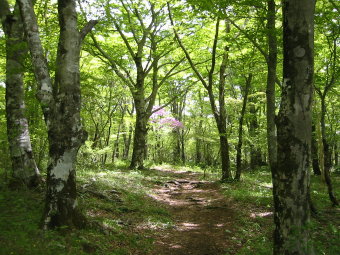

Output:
xmin=149 ymin=106 xmax=184 ymax=129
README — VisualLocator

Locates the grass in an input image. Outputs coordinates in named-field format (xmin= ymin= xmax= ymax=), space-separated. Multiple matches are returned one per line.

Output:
xmin=0 ymin=163 xmax=173 ymax=255
xmin=0 ymin=163 xmax=339 ymax=254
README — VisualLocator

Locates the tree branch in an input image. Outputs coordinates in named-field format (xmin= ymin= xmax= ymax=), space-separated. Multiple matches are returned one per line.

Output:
xmin=113 ymin=20 xmax=136 ymax=58
xmin=90 ymin=33 xmax=134 ymax=89
xmin=80 ymin=20 xmax=98 ymax=42
xmin=17 ymin=0 xmax=54 ymax=108
xmin=208 ymin=18 xmax=220 ymax=88
xmin=167 ymin=2 xmax=208 ymax=89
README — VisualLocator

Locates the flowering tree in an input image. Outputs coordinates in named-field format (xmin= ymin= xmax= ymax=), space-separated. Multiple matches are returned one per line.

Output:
xmin=150 ymin=107 xmax=184 ymax=130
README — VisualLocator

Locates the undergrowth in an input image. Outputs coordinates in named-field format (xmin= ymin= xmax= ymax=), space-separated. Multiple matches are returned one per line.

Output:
xmin=0 ymin=163 xmax=173 ymax=255
xmin=0 ymin=163 xmax=339 ymax=254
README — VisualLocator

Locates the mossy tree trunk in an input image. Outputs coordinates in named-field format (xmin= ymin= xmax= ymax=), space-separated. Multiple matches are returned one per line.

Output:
xmin=18 ymin=0 xmax=96 ymax=229
xmin=0 ymin=0 xmax=40 ymax=188
xmin=273 ymin=0 xmax=315 ymax=254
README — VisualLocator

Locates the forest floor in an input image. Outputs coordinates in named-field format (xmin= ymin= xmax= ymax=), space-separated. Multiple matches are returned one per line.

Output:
xmin=0 ymin=163 xmax=339 ymax=255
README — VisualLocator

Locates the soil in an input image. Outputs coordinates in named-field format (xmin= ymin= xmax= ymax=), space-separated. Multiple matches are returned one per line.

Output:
xmin=148 ymin=167 xmax=239 ymax=255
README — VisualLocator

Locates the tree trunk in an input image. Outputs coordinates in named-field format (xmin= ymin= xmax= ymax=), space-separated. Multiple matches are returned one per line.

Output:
xmin=130 ymin=99 xmax=148 ymax=169
xmin=215 ymin=44 xmax=231 ymax=181
xmin=320 ymin=97 xmax=338 ymax=206
xmin=18 ymin=0 xmax=95 ymax=229
xmin=273 ymin=0 xmax=315 ymax=253
xmin=266 ymin=0 xmax=278 ymax=170
xmin=334 ymin=143 xmax=338 ymax=166
xmin=219 ymin=129 xmax=231 ymax=181
xmin=123 ymin=123 xmax=133 ymax=160
xmin=196 ymin=135 xmax=202 ymax=165
xmin=235 ymin=74 xmax=252 ymax=181
xmin=1 ymin=1 xmax=40 ymax=188
xmin=311 ymin=124 xmax=321 ymax=175
xmin=249 ymin=103 xmax=263 ymax=169
xmin=112 ymin=107 xmax=126 ymax=163
xmin=180 ymin=128 xmax=185 ymax=163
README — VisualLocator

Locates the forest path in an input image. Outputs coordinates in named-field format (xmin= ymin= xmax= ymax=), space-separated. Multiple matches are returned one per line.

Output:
xmin=148 ymin=166 xmax=238 ymax=255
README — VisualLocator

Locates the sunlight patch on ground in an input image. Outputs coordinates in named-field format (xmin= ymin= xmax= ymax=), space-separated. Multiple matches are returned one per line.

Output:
xmin=178 ymin=222 xmax=200 ymax=231
xmin=250 ymin=212 xmax=273 ymax=218
xmin=155 ymin=241 xmax=183 ymax=249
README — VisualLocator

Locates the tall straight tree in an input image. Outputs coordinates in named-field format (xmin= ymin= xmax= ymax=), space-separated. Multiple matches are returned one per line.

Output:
xmin=18 ymin=0 xmax=96 ymax=229
xmin=0 ymin=0 xmax=40 ymax=187
xmin=266 ymin=0 xmax=277 ymax=169
xmin=273 ymin=0 xmax=315 ymax=254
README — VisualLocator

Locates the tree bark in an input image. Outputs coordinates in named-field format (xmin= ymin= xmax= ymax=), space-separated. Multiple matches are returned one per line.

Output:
xmin=129 ymin=59 xmax=149 ymax=169
xmin=311 ymin=124 xmax=321 ymax=175
xmin=235 ymin=74 xmax=252 ymax=181
xmin=1 ymin=0 xmax=40 ymax=187
xmin=266 ymin=0 xmax=278 ymax=170
xmin=18 ymin=0 xmax=95 ymax=229
xmin=130 ymin=95 xmax=148 ymax=169
xmin=273 ymin=0 xmax=315 ymax=253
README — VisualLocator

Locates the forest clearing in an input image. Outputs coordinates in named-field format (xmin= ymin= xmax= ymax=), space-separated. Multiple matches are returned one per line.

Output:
xmin=0 ymin=0 xmax=339 ymax=254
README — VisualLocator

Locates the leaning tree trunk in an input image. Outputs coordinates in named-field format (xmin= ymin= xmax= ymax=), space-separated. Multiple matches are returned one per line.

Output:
xmin=273 ymin=0 xmax=315 ymax=254
xmin=18 ymin=0 xmax=95 ymax=229
xmin=1 ymin=1 xmax=40 ymax=187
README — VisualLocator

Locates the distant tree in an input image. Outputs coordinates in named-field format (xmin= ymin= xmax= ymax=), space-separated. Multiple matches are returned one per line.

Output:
xmin=314 ymin=0 xmax=339 ymax=206
xmin=273 ymin=0 xmax=315 ymax=253
xmin=168 ymin=4 xmax=232 ymax=181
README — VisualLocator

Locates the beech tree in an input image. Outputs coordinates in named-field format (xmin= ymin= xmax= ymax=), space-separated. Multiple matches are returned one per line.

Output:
xmin=273 ymin=0 xmax=315 ymax=253
xmin=18 ymin=0 xmax=96 ymax=228
xmin=89 ymin=0 xmax=185 ymax=169
xmin=0 ymin=0 xmax=40 ymax=187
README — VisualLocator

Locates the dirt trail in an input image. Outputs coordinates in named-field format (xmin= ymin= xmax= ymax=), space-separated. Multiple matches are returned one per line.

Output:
xmin=149 ymin=167 xmax=238 ymax=255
